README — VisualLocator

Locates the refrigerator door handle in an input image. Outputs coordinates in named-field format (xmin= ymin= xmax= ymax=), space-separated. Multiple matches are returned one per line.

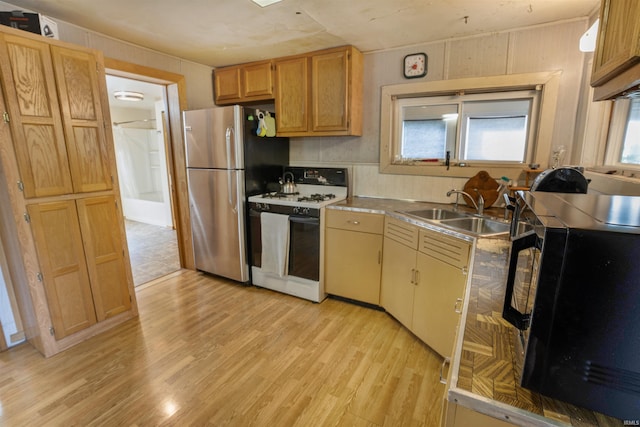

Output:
xmin=225 ymin=127 xmax=234 ymax=170
xmin=225 ymin=127 xmax=237 ymax=212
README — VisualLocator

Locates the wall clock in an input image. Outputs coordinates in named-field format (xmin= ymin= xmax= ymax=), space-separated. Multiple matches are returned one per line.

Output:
xmin=403 ymin=53 xmax=427 ymax=79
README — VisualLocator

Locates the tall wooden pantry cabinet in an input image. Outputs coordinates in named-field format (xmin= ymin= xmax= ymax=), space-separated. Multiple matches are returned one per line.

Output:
xmin=0 ymin=24 xmax=137 ymax=357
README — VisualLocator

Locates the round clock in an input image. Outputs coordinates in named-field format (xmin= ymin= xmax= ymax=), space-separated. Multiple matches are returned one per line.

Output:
xmin=403 ymin=53 xmax=427 ymax=79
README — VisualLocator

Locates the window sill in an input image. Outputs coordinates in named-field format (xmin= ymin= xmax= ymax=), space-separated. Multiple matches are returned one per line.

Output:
xmin=381 ymin=162 xmax=535 ymax=181
xmin=584 ymin=169 xmax=640 ymax=196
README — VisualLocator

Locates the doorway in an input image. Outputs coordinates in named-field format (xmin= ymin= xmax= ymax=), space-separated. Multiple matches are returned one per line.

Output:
xmin=106 ymin=75 xmax=180 ymax=286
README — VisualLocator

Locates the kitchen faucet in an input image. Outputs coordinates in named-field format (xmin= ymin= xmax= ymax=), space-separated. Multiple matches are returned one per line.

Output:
xmin=446 ymin=189 xmax=484 ymax=215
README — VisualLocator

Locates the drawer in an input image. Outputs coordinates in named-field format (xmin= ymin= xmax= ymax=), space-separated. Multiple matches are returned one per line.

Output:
xmin=384 ymin=216 xmax=419 ymax=249
xmin=418 ymin=228 xmax=471 ymax=270
xmin=326 ymin=210 xmax=384 ymax=234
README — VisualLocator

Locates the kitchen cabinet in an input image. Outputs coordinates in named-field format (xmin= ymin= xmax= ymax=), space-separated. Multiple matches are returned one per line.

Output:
xmin=0 ymin=35 xmax=112 ymax=198
xmin=325 ymin=210 xmax=384 ymax=305
xmin=414 ymin=228 xmax=470 ymax=357
xmin=0 ymin=25 xmax=136 ymax=356
xmin=380 ymin=217 xmax=419 ymax=328
xmin=274 ymin=45 xmax=363 ymax=137
xmin=380 ymin=217 xmax=471 ymax=358
xmin=27 ymin=196 xmax=131 ymax=339
xmin=591 ymin=0 xmax=640 ymax=99
xmin=591 ymin=0 xmax=640 ymax=86
xmin=214 ymin=60 xmax=274 ymax=105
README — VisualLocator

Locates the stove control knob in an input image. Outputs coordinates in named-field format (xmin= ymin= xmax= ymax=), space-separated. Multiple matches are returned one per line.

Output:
xmin=293 ymin=206 xmax=300 ymax=214
xmin=302 ymin=207 xmax=310 ymax=215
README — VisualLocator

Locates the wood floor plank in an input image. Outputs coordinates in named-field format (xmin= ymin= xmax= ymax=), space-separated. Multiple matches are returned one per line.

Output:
xmin=0 ymin=270 xmax=445 ymax=426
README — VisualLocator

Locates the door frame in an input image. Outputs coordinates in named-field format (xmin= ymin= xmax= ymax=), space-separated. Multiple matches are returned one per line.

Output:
xmin=104 ymin=58 xmax=194 ymax=270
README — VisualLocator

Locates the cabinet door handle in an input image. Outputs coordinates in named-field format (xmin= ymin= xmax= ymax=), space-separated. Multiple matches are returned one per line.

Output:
xmin=414 ymin=269 xmax=420 ymax=285
xmin=440 ymin=357 xmax=451 ymax=384
xmin=454 ymin=298 xmax=463 ymax=314
xmin=410 ymin=268 xmax=415 ymax=284
xmin=377 ymin=250 xmax=381 ymax=265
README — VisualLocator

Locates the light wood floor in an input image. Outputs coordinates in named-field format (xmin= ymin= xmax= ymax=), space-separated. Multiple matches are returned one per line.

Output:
xmin=0 ymin=270 xmax=445 ymax=426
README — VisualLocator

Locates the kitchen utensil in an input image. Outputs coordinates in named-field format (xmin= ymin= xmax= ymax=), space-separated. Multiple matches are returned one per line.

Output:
xmin=462 ymin=170 xmax=499 ymax=208
xmin=282 ymin=171 xmax=297 ymax=194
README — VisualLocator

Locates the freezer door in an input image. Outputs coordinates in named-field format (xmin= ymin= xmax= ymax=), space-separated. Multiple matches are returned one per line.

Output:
xmin=187 ymin=168 xmax=249 ymax=282
xmin=183 ymin=106 xmax=244 ymax=169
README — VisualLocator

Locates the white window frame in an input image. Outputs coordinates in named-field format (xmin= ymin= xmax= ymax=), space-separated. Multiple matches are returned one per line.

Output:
xmin=380 ymin=71 xmax=562 ymax=178
xmin=604 ymin=98 xmax=640 ymax=171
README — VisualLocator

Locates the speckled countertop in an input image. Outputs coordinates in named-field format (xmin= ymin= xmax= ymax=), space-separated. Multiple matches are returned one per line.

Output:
xmin=328 ymin=196 xmax=624 ymax=427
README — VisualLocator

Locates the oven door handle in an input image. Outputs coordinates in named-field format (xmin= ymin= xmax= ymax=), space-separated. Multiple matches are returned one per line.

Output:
xmin=503 ymin=232 xmax=538 ymax=330
xmin=288 ymin=215 xmax=319 ymax=225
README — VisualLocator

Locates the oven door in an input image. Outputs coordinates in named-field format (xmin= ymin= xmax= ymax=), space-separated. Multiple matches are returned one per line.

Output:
xmin=288 ymin=215 xmax=320 ymax=281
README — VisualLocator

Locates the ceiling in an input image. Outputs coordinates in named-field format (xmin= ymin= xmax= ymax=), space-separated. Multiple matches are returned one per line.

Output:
xmin=6 ymin=0 xmax=599 ymax=67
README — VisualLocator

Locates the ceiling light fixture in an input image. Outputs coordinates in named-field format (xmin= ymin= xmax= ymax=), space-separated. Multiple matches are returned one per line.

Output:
xmin=250 ymin=0 xmax=282 ymax=7
xmin=113 ymin=91 xmax=144 ymax=101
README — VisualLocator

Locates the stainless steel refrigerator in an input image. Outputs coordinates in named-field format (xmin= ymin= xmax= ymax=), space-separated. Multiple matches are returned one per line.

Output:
xmin=184 ymin=105 xmax=288 ymax=282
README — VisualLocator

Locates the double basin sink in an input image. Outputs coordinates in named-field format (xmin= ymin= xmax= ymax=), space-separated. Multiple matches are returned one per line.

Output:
xmin=400 ymin=207 xmax=511 ymax=237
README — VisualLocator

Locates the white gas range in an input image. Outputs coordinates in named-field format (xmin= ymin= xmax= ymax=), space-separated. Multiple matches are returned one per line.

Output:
xmin=247 ymin=167 xmax=348 ymax=302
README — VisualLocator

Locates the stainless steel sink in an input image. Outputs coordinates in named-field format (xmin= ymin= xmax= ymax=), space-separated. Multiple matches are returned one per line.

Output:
xmin=403 ymin=208 xmax=470 ymax=221
xmin=439 ymin=217 xmax=510 ymax=237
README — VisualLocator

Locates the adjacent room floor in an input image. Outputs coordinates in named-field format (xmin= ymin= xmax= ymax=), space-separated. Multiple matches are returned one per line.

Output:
xmin=125 ymin=220 xmax=180 ymax=286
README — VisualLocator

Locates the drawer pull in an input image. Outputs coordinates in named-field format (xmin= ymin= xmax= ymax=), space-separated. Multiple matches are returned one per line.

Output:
xmin=348 ymin=220 xmax=360 ymax=225
xmin=454 ymin=298 xmax=463 ymax=314
xmin=440 ymin=357 xmax=451 ymax=384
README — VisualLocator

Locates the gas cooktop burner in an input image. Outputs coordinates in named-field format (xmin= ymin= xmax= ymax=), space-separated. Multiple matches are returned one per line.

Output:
xmin=298 ymin=193 xmax=336 ymax=202
xmin=261 ymin=192 xmax=299 ymax=198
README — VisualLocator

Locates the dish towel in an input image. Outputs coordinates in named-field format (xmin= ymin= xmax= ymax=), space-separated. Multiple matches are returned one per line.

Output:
xmin=260 ymin=212 xmax=290 ymax=277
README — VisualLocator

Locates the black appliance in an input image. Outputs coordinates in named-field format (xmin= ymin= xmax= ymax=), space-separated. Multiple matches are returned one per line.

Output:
xmin=529 ymin=167 xmax=589 ymax=193
xmin=503 ymin=190 xmax=640 ymax=419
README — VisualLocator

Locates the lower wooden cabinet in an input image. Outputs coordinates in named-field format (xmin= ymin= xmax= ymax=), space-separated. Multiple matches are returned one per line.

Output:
xmin=27 ymin=195 xmax=131 ymax=339
xmin=325 ymin=210 xmax=383 ymax=304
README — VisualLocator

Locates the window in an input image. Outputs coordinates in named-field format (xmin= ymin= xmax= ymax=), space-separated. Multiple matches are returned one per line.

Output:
xmin=380 ymin=72 xmax=561 ymax=176
xmin=394 ymin=91 xmax=538 ymax=164
xmin=620 ymin=98 xmax=640 ymax=165
xmin=605 ymin=97 xmax=640 ymax=168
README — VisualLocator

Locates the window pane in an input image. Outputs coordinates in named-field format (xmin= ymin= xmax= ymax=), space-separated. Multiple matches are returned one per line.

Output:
xmin=621 ymin=99 xmax=640 ymax=165
xmin=464 ymin=116 xmax=527 ymax=161
xmin=402 ymin=120 xmax=447 ymax=159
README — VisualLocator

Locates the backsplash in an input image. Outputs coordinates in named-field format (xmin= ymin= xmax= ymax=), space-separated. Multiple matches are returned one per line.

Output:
xmin=352 ymin=164 xmax=470 ymax=203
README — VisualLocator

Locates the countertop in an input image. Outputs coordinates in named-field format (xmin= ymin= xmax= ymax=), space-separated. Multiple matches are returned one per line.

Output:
xmin=327 ymin=196 xmax=624 ymax=427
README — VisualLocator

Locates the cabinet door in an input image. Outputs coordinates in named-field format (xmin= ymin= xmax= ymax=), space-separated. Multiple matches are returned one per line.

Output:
xmin=414 ymin=252 xmax=466 ymax=358
xmin=311 ymin=49 xmax=349 ymax=132
xmin=27 ymin=201 xmax=97 ymax=339
xmin=325 ymin=228 xmax=382 ymax=305
xmin=274 ymin=56 xmax=309 ymax=133
xmin=214 ymin=66 xmax=242 ymax=104
xmin=591 ymin=0 xmax=640 ymax=86
xmin=51 ymin=46 xmax=112 ymax=194
xmin=0 ymin=34 xmax=72 ymax=198
xmin=77 ymin=195 xmax=131 ymax=321
xmin=242 ymin=61 xmax=273 ymax=99
xmin=380 ymin=236 xmax=416 ymax=327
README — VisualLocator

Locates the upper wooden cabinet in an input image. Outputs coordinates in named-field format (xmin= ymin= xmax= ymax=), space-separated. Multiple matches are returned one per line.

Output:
xmin=0 ymin=34 xmax=112 ymax=198
xmin=0 ymin=34 xmax=73 ymax=198
xmin=213 ymin=45 xmax=363 ymax=137
xmin=591 ymin=0 xmax=640 ymax=99
xmin=275 ymin=46 xmax=363 ymax=137
xmin=274 ymin=56 xmax=308 ymax=134
xmin=51 ymin=46 xmax=113 ymax=194
xmin=214 ymin=60 xmax=274 ymax=104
